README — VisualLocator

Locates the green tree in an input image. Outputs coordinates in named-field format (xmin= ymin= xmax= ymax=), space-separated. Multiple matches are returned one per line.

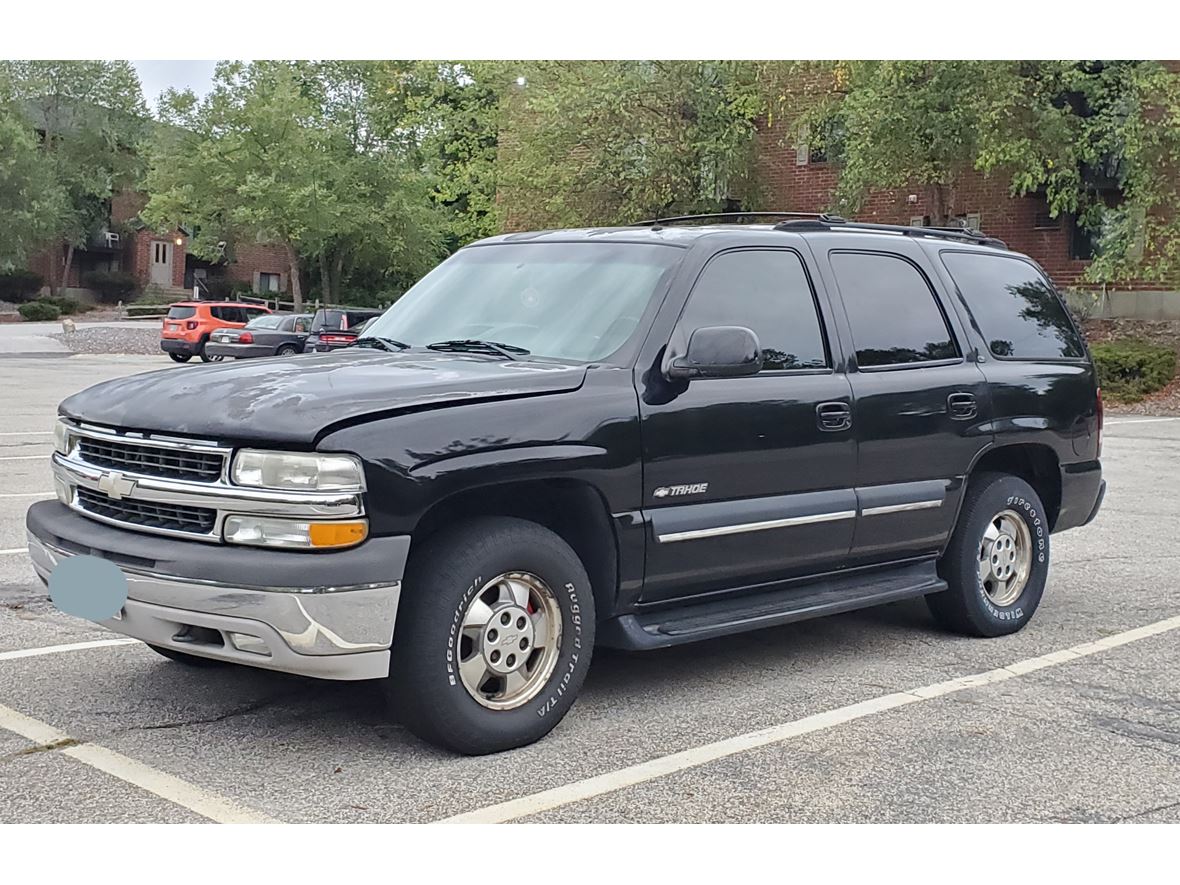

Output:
xmin=771 ymin=60 xmax=1180 ymax=286
xmin=0 ymin=61 xmax=147 ymax=293
xmin=495 ymin=61 xmax=764 ymax=228
xmin=0 ymin=99 xmax=66 ymax=272
xmin=145 ymin=61 xmax=446 ymax=310
xmin=380 ymin=61 xmax=509 ymax=247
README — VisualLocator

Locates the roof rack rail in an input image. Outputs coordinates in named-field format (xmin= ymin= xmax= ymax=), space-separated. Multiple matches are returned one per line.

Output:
xmin=632 ymin=211 xmax=847 ymax=228
xmin=774 ymin=217 xmax=1007 ymax=250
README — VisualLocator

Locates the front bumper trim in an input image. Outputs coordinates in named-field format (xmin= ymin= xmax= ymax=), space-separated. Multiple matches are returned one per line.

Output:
xmin=27 ymin=530 xmax=399 ymax=680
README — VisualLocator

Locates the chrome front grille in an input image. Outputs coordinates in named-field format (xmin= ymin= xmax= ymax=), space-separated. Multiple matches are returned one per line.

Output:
xmin=77 ymin=437 xmax=225 ymax=482
xmin=52 ymin=421 xmax=365 ymax=543
xmin=76 ymin=487 xmax=217 ymax=535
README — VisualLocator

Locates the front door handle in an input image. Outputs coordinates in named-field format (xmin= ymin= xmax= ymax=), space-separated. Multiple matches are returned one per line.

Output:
xmin=948 ymin=392 xmax=978 ymax=420
xmin=816 ymin=401 xmax=852 ymax=432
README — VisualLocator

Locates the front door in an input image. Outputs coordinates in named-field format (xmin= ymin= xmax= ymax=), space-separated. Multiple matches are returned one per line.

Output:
xmin=824 ymin=246 xmax=992 ymax=564
xmin=638 ymin=247 xmax=857 ymax=604
xmin=150 ymin=241 xmax=173 ymax=288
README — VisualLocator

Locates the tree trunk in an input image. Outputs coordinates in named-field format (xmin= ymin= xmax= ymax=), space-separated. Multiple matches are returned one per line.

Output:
xmin=61 ymin=243 xmax=75 ymax=296
xmin=319 ymin=253 xmax=331 ymax=305
xmin=331 ymin=253 xmax=344 ymax=305
xmin=925 ymin=183 xmax=953 ymax=226
xmin=286 ymin=244 xmax=303 ymax=313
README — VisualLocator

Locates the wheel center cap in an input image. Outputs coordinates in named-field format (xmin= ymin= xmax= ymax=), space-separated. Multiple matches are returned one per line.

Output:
xmin=481 ymin=605 xmax=535 ymax=675
xmin=988 ymin=534 xmax=1018 ymax=578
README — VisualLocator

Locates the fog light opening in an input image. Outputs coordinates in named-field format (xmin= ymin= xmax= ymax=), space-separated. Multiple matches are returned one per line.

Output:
xmin=228 ymin=632 xmax=271 ymax=656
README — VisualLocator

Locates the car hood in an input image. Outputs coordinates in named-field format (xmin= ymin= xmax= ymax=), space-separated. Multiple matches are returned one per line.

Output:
xmin=60 ymin=349 xmax=588 ymax=446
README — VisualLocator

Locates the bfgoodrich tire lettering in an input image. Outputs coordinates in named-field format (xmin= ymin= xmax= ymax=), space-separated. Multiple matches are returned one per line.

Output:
xmin=929 ymin=471 xmax=1050 ymax=637
xmin=388 ymin=516 xmax=595 ymax=755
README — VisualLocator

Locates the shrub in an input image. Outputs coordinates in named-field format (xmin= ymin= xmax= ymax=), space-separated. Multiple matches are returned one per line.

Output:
xmin=200 ymin=277 xmax=255 ymax=299
xmin=18 ymin=301 xmax=61 ymax=322
xmin=0 ymin=270 xmax=45 ymax=304
xmin=1091 ymin=340 xmax=1177 ymax=402
xmin=81 ymin=270 xmax=140 ymax=304
xmin=40 ymin=296 xmax=92 ymax=315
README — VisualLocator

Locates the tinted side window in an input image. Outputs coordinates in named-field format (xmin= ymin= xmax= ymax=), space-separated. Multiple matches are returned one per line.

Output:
xmin=831 ymin=252 xmax=958 ymax=368
xmin=679 ymin=250 xmax=827 ymax=371
xmin=940 ymin=252 xmax=1085 ymax=359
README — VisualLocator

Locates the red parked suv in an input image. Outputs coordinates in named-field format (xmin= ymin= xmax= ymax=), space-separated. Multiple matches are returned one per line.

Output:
xmin=160 ymin=301 xmax=272 ymax=363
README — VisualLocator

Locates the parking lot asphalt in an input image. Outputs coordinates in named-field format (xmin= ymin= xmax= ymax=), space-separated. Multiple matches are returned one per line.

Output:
xmin=0 ymin=353 xmax=1177 ymax=824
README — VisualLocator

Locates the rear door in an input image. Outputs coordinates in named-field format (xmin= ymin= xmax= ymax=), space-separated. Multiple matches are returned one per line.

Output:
xmin=638 ymin=246 xmax=857 ymax=603
xmin=824 ymin=245 xmax=992 ymax=564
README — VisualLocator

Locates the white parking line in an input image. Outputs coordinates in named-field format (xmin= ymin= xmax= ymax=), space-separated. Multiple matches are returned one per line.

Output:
xmin=0 ymin=492 xmax=53 ymax=499
xmin=0 ymin=639 xmax=140 ymax=661
xmin=0 ymin=702 xmax=278 ymax=823
xmin=0 ymin=432 xmax=52 ymax=437
xmin=0 ymin=548 xmax=26 ymax=556
xmin=439 ymin=613 xmax=1180 ymax=824
xmin=0 ymin=455 xmax=47 ymax=461
xmin=1105 ymin=417 xmax=1180 ymax=426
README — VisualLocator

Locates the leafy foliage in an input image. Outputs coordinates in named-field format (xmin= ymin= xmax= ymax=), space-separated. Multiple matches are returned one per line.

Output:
xmin=496 ymin=61 xmax=764 ymax=228
xmin=0 ymin=269 xmax=44 ymax=303
xmin=767 ymin=61 xmax=1180 ymax=286
xmin=144 ymin=61 xmax=448 ymax=310
xmin=0 ymin=100 xmax=66 ymax=272
xmin=0 ymin=61 xmax=148 ymax=293
xmin=1091 ymin=340 xmax=1177 ymax=402
xmin=18 ymin=300 xmax=60 ymax=321
xmin=81 ymin=270 xmax=139 ymax=303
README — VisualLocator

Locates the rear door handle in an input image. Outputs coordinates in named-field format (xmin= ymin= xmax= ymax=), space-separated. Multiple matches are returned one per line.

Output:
xmin=947 ymin=392 xmax=978 ymax=420
xmin=816 ymin=401 xmax=852 ymax=432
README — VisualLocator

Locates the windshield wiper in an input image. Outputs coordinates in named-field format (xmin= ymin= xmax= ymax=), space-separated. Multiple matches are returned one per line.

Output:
xmin=354 ymin=336 xmax=410 ymax=352
xmin=426 ymin=339 xmax=530 ymax=360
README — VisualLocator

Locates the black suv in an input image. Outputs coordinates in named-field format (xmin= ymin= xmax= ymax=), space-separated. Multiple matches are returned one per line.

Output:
xmin=26 ymin=216 xmax=1104 ymax=755
xmin=303 ymin=308 xmax=384 ymax=352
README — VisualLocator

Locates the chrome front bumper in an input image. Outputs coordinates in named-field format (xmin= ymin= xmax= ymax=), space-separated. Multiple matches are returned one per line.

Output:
xmin=27 ymin=530 xmax=401 ymax=680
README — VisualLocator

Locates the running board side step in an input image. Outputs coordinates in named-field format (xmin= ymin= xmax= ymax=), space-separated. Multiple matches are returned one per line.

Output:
xmin=598 ymin=562 xmax=946 ymax=650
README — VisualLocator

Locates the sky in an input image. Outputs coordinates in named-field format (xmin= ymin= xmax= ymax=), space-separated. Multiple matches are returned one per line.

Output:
xmin=132 ymin=60 xmax=217 ymax=110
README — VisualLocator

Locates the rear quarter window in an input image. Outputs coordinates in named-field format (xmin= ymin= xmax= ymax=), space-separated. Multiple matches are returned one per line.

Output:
xmin=940 ymin=251 xmax=1085 ymax=360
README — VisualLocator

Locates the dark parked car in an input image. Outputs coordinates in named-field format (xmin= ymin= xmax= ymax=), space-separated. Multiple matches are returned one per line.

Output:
xmin=28 ymin=215 xmax=1104 ymax=756
xmin=205 ymin=313 xmax=313 ymax=360
xmin=303 ymin=308 xmax=384 ymax=352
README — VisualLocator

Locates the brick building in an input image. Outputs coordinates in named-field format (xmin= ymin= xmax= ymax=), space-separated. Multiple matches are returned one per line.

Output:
xmin=754 ymin=124 xmax=1113 ymax=289
xmin=31 ymin=187 xmax=292 ymax=302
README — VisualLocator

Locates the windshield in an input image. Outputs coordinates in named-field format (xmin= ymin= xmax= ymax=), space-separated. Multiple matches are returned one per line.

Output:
xmin=363 ymin=242 xmax=683 ymax=362
xmin=311 ymin=310 xmax=346 ymax=332
xmin=246 ymin=315 xmax=285 ymax=330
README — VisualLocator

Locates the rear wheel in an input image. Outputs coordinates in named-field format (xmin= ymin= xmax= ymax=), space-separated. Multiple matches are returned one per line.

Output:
xmin=275 ymin=343 xmax=299 ymax=356
xmin=388 ymin=516 xmax=595 ymax=755
xmin=197 ymin=337 xmax=222 ymax=362
xmin=929 ymin=472 xmax=1050 ymax=637
xmin=147 ymin=644 xmax=230 ymax=667
xmin=167 ymin=352 xmax=191 ymax=363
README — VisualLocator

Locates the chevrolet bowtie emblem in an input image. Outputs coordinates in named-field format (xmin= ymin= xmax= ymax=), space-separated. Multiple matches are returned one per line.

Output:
xmin=97 ymin=471 xmax=137 ymax=500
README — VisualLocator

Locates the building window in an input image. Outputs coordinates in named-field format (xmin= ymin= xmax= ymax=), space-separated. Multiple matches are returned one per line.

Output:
xmin=258 ymin=272 xmax=281 ymax=293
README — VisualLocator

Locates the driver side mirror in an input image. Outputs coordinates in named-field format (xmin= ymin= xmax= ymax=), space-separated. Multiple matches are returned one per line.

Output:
xmin=666 ymin=325 xmax=762 ymax=380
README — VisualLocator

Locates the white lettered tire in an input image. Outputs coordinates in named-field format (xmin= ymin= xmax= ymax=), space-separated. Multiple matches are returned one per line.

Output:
xmin=388 ymin=516 xmax=595 ymax=755
xmin=930 ymin=472 xmax=1050 ymax=637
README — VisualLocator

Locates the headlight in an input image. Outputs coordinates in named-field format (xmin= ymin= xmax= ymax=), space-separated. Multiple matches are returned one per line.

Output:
xmin=53 ymin=420 xmax=72 ymax=455
xmin=230 ymin=450 xmax=364 ymax=492
xmin=223 ymin=515 xmax=368 ymax=549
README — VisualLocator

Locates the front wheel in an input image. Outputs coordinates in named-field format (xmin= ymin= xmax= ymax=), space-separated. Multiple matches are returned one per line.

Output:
xmin=929 ymin=472 xmax=1050 ymax=637
xmin=389 ymin=517 xmax=595 ymax=755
